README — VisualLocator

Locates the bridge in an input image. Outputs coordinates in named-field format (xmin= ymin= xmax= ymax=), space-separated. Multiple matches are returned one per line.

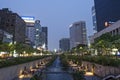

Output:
xmin=102 ymin=74 xmax=120 ymax=80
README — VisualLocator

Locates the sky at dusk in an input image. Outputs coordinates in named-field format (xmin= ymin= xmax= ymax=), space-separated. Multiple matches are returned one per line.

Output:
xmin=0 ymin=0 xmax=94 ymax=50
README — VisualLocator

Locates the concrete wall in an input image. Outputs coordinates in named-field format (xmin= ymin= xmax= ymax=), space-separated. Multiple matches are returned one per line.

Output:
xmin=0 ymin=57 xmax=51 ymax=80
xmin=69 ymin=60 xmax=120 ymax=78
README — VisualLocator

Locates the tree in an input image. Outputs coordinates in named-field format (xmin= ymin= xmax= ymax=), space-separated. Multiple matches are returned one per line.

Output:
xmin=94 ymin=33 xmax=112 ymax=43
xmin=0 ymin=43 xmax=9 ymax=52
xmin=112 ymin=38 xmax=120 ymax=50
xmin=93 ymin=33 xmax=120 ymax=56
xmin=75 ymin=44 xmax=88 ymax=55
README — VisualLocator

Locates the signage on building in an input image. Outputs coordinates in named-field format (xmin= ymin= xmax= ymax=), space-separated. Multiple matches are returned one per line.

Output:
xmin=105 ymin=21 xmax=115 ymax=27
xmin=21 ymin=16 xmax=35 ymax=20
xmin=21 ymin=16 xmax=35 ymax=23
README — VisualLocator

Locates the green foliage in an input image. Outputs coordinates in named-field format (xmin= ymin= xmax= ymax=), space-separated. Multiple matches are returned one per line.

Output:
xmin=0 ymin=42 xmax=38 ymax=55
xmin=42 ymin=51 xmax=51 ymax=54
xmin=60 ymin=54 xmax=69 ymax=70
xmin=92 ymin=33 xmax=120 ymax=55
xmin=45 ymin=55 xmax=57 ymax=67
xmin=82 ymin=56 xmax=120 ymax=67
xmin=0 ymin=43 xmax=10 ymax=52
xmin=71 ymin=44 xmax=88 ymax=55
xmin=63 ymin=55 xmax=120 ymax=67
xmin=112 ymin=39 xmax=120 ymax=50
xmin=94 ymin=33 xmax=112 ymax=43
xmin=0 ymin=56 xmax=49 ymax=68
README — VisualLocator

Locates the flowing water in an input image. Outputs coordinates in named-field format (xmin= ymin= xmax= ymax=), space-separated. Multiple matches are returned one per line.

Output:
xmin=44 ymin=57 xmax=73 ymax=80
xmin=43 ymin=56 xmax=100 ymax=80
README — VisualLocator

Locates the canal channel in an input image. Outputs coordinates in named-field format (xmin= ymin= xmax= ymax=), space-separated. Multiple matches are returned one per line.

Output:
xmin=42 ymin=56 xmax=101 ymax=80
xmin=43 ymin=57 xmax=73 ymax=80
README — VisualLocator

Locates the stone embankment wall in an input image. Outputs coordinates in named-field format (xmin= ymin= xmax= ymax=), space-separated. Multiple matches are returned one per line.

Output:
xmin=82 ymin=61 xmax=120 ymax=77
xmin=69 ymin=61 xmax=120 ymax=78
xmin=0 ymin=57 xmax=51 ymax=80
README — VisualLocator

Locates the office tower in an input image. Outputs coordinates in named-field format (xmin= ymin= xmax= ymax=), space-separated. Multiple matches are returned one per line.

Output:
xmin=69 ymin=21 xmax=87 ymax=49
xmin=94 ymin=0 xmax=120 ymax=32
xmin=34 ymin=20 xmax=42 ymax=48
xmin=0 ymin=29 xmax=13 ymax=43
xmin=92 ymin=6 xmax=97 ymax=33
xmin=21 ymin=16 xmax=35 ymax=46
xmin=42 ymin=27 xmax=48 ymax=50
xmin=0 ymin=8 xmax=26 ymax=43
xmin=93 ymin=20 xmax=120 ymax=41
xmin=59 ymin=38 xmax=70 ymax=51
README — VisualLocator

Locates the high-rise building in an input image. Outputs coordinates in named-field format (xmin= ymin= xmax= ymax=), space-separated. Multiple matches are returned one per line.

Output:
xmin=42 ymin=27 xmax=48 ymax=50
xmin=93 ymin=20 xmax=120 ymax=42
xmin=59 ymin=38 xmax=70 ymax=51
xmin=0 ymin=8 xmax=26 ymax=43
xmin=34 ymin=20 xmax=42 ymax=48
xmin=69 ymin=21 xmax=87 ymax=49
xmin=94 ymin=0 xmax=120 ymax=32
xmin=0 ymin=29 xmax=13 ymax=43
xmin=21 ymin=16 xmax=35 ymax=46
xmin=92 ymin=6 xmax=97 ymax=33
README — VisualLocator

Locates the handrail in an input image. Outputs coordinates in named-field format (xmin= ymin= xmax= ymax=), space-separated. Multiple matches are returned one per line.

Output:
xmin=102 ymin=74 xmax=120 ymax=80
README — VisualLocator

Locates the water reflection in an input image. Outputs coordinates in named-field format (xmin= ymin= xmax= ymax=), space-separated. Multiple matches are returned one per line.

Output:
xmin=45 ymin=57 xmax=73 ymax=80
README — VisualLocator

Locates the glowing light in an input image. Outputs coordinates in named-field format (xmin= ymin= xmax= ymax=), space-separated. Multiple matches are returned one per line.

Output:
xmin=19 ymin=75 xmax=24 ymax=79
xmin=85 ymin=72 xmax=94 ymax=76
xmin=42 ymin=43 xmax=46 ymax=49
xmin=36 ymin=29 xmax=39 ymax=31
xmin=54 ymin=49 xmax=57 ymax=52
xmin=21 ymin=16 xmax=35 ymax=20
xmin=36 ymin=35 xmax=39 ymax=37
xmin=24 ymin=20 xmax=35 ymax=23
xmin=105 ymin=22 xmax=108 ymax=27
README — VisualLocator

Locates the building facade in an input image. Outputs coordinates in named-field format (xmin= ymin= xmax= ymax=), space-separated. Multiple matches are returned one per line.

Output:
xmin=42 ymin=27 xmax=48 ymax=50
xmin=0 ymin=29 xmax=13 ymax=43
xmin=94 ymin=0 xmax=120 ymax=32
xmin=92 ymin=6 xmax=97 ymax=32
xmin=0 ymin=8 xmax=26 ymax=43
xmin=21 ymin=16 xmax=35 ymax=46
xmin=91 ymin=20 xmax=120 ymax=43
xmin=95 ymin=20 xmax=120 ymax=37
xmin=69 ymin=21 xmax=87 ymax=49
xmin=59 ymin=38 xmax=70 ymax=51
xmin=34 ymin=20 xmax=42 ymax=48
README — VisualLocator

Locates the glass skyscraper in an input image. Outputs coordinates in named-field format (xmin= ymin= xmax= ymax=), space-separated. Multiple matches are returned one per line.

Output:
xmin=94 ymin=0 xmax=120 ymax=32
xmin=42 ymin=27 xmax=48 ymax=50
xmin=34 ymin=20 xmax=42 ymax=48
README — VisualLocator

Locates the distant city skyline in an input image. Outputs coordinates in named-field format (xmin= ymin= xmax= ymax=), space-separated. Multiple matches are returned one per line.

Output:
xmin=0 ymin=0 xmax=94 ymax=50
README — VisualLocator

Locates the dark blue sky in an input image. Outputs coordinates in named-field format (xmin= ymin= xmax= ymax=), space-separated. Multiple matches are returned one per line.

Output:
xmin=0 ymin=0 xmax=94 ymax=50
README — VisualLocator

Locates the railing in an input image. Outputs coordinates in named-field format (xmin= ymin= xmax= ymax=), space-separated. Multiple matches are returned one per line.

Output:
xmin=102 ymin=74 xmax=120 ymax=80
